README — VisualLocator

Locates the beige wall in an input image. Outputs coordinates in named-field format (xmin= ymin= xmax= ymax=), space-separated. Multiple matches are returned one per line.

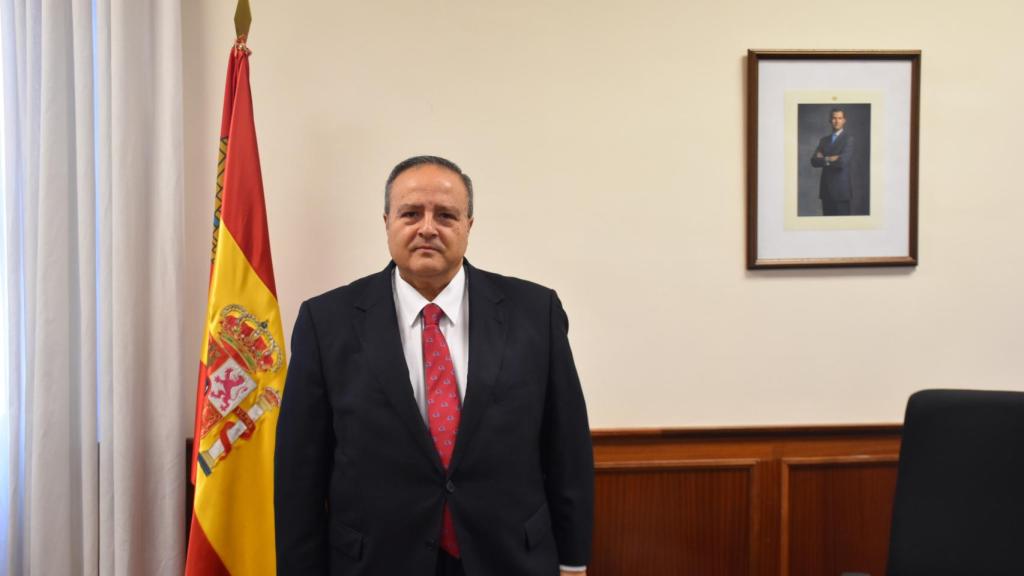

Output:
xmin=181 ymin=0 xmax=1024 ymax=431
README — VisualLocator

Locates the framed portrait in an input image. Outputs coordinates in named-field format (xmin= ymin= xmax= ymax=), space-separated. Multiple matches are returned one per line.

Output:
xmin=746 ymin=50 xmax=921 ymax=269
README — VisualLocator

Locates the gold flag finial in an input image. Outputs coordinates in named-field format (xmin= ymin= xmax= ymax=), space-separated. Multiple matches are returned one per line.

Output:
xmin=234 ymin=0 xmax=252 ymax=40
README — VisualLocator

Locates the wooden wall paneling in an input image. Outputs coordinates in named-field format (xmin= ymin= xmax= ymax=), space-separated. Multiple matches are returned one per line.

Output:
xmin=591 ymin=426 xmax=901 ymax=576
xmin=752 ymin=458 xmax=781 ymax=576
xmin=781 ymin=456 xmax=899 ymax=576
xmin=591 ymin=459 xmax=758 ymax=576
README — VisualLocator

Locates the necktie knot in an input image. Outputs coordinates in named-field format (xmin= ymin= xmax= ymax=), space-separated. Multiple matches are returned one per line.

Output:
xmin=423 ymin=303 xmax=444 ymax=328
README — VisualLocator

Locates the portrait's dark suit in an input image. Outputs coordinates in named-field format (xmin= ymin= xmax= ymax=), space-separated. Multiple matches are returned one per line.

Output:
xmin=274 ymin=260 xmax=594 ymax=576
xmin=810 ymin=131 xmax=854 ymax=215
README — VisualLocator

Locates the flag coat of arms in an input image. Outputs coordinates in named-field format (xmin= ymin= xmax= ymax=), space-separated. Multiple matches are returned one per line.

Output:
xmin=186 ymin=40 xmax=286 ymax=576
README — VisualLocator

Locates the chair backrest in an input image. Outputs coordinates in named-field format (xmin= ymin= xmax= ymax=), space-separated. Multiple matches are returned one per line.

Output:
xmin=887 ymin=389 xmax=1024 ymax=576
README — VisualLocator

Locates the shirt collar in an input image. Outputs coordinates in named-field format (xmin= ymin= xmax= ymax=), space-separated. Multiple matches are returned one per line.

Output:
xmin=393 ymin=264 xmax=467 ymax=328
xmin=833 ymin=129 xmax=844 ymax=137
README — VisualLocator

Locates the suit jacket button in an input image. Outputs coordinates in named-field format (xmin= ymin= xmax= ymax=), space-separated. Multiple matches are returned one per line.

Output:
xmin=445 ymin=480 xmax=455 ymax=494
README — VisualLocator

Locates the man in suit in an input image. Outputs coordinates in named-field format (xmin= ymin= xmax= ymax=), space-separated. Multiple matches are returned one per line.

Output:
xmin=274 ymin=156 xmax=594 ymax=576
xmin=810 ymin=107 xmax=855 ymax=216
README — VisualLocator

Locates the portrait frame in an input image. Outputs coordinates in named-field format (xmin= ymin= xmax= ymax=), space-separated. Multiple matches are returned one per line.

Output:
xmin=746 ymin=50 xmax=921 ymax=269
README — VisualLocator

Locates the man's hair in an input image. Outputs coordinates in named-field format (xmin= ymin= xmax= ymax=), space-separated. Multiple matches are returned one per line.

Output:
xmin=384 ymin=155 xmax=474 ymax=218
xmin=830 ymin=107 xmax=846 ymax=118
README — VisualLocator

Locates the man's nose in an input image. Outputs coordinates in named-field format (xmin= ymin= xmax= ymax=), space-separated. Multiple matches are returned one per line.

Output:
xmin=418 ymin=214 xmax=438 ymax=237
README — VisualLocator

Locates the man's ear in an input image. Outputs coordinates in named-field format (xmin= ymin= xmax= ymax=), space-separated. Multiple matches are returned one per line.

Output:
xmin=383 ymin=212 xmax=389 ymax=228
xmin=468 ymin=217 xmax=474 ymax=231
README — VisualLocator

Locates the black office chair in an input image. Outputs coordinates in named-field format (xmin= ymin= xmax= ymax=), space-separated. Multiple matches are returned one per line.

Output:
xmin=887 ymin=389 xmax=1024 ymax=575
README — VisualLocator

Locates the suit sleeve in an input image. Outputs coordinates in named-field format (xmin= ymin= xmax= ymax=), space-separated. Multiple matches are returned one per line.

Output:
xmin=542 ymin=290 xmax=595 ymax=567
xmin=810 ymin=139 xmax=827 ymax=167
xmin=275 ymin=301 xmax=333 ymax=575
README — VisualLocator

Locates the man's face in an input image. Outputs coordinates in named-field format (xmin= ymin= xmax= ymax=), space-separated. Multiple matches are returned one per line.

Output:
xmin=831 ymin=111 xmax=846 ymax=132
xmin=385 ymin=164 xmax=473 ymax=287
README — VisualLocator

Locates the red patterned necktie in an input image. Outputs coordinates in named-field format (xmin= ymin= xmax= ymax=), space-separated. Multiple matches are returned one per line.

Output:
xmin=422 ymin=303 xmax=461 ymax=557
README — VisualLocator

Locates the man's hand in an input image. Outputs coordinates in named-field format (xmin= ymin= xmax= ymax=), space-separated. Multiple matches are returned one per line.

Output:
xmin=815 ymin=151 xmax=824 ymax=158
xmin=826 ymin=155 xmax=839 ymax=162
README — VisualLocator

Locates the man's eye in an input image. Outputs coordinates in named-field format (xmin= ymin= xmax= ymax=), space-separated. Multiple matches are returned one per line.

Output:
xmin=401 ymin=212 xmax=418 ymax=218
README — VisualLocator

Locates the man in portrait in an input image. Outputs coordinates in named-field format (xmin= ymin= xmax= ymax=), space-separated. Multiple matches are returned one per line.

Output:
xmin=810 ymin=107 xmax=855 ymax=216
xmin=274 ymin=156 xmax=594 ymax=576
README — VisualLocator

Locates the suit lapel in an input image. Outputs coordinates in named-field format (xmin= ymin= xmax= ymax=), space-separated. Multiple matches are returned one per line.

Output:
xmin=449 ymin=262 xmax=506 ymax=475
xmin=355 ymin=264 xmax=443 ymax=473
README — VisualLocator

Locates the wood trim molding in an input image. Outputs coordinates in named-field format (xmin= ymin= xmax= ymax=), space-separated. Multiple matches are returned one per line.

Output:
xmin=782 ymin=454 xmax=900 ymax=466
xmin=596 ymin=458 xmax=759 ymax=471
xmin=592 ymin=423 xmax=902 ymax=441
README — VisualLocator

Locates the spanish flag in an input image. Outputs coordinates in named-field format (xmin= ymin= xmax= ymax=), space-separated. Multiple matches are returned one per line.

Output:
xmin=186 ymin=40 xmax=286 ymax=576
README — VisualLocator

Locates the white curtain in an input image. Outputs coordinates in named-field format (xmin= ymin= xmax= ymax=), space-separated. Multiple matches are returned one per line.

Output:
xmin=1 ymin=0 xmax=185 ymax=574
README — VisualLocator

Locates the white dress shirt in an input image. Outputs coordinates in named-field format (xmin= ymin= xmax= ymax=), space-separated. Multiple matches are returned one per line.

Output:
xmin=392 ymin=265 xmax=469 ymax=423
